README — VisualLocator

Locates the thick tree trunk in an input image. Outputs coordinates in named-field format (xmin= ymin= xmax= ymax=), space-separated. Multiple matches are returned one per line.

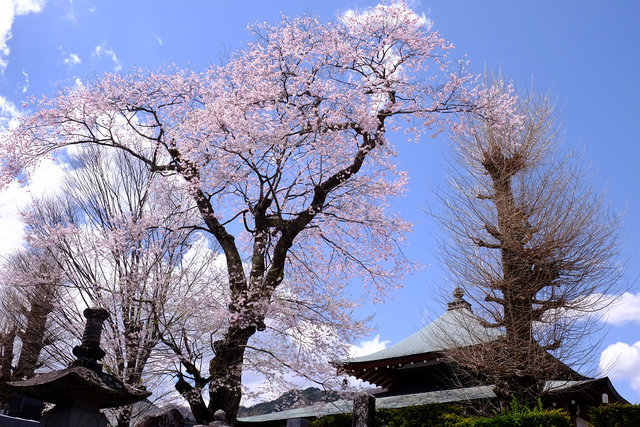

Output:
xmin=176 ymin=375 xmax=212 ymax=425
xmin=487 ymin=150 xmax=543 ymax=407
xmin=500 ymin=291 xmax=541 ymax=407
xmin=208 ymin=324 xmax=257 ymax=426
xmin=14 ymin=292 xmax=53 ymax=380
xmin=0 ymin=328 xmax=17 ymax=404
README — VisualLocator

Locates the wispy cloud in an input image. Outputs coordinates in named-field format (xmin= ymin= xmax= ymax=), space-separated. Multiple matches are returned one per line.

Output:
xmin=601 ymin=292 xmax=640 ymax=326
xmin=152 ymin=33 xmax=163 ymax=46
xmin=92 ymin=43 xmax=121 ymax=72
xmin=0 ymin=0 xmax=47 ymax=72
xmin=65 ymin=0 xmax=78 ymax=25
xmin=66 ymin=10 xmax=77 ymax=25
xmin=63 ymin=52 xmax=81 ymax=66
xmin=21 ymin=70 xmax=29 ymax=93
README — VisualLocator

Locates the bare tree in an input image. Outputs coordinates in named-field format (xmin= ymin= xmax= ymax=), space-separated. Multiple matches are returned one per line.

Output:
xmin=435 ymin=85 xmax=623 ymax=407
xmin=0 ymin=249 xmax=63 ymax=404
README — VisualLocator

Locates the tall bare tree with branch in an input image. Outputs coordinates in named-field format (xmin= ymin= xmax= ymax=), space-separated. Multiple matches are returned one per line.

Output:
xmin=435 ymin=85 xmax=623 ymax=407
xmin=0 ymin=249 xmax=63 ymax=404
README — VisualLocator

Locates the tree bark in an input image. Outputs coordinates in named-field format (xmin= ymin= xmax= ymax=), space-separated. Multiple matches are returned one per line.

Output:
xmin=176 ymin=375 xmax=212 ymax=425
xmin=208 ymin=324 xmax=256 ymax=426
xmin=13 ymin=287 xmax=53 ymax=380
xmin=0 ymin=328 xmax=17 ymax=404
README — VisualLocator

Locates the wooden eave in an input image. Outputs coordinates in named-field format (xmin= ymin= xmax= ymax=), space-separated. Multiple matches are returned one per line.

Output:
xmin=340 ymin=351 xmax=443 ymax=388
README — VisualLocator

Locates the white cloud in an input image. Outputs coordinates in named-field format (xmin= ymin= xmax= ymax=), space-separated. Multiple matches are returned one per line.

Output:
xmin=152 ymin=33 xmax=163 ymax=46
xmin=92 ymin=43 xmax=121 ymax=71
xmin=240 ymin=370 xmax=281 ymax=405
xmin=12 ymin=0 xmax=45 ymax=15
xmin=600 ymin=341 xmax=640 ymax=394
xmin=0 ymin=157 xmax=66 ymax=256
xmin=349 ymin=334 xmax=388 ymax=358
xmin=0 ymin=95 xmax=66 ymax=255
xmin=323 ymin=335 xmax=390 ymax=391
xmin=601 ymin=292 xmax=640 ymax=326
xmin=63 ymin=52 xmax=81 ymax=66
xmin=0 ymin=0 xmax=47 ymax=72
xmin=0 ymin=96 xmax=20 ymax=130
xmin=556 ymin=292 xmax=640 ymax=326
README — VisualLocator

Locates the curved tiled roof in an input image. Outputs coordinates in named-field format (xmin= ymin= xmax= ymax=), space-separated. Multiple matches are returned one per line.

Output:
xmin=347 ymin=304 xmax=503 ymax=364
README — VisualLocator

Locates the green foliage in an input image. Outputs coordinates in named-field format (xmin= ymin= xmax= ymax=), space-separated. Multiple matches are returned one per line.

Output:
xmin=589 ymin=403 xmax=640 ymax=427
xmin=310 ymin=403 xmax=462 ymax=427
xmin=310 ymin=412 xmax=352 ymax=427
xmin=376 ymin=403 xmax=463 ymax=427
xmin=447 ymin=399 xmax=571 ymax=427
xmin=310 ymin=399 xmax=572 ymax=427
xmin=448 ymin=411 xmax=570 ymax=427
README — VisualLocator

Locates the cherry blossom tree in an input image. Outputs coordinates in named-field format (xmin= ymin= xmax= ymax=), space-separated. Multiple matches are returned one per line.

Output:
xmin=0 ymin=3 xmax=483 ymax=423
xmin=23 ymin=146 xmax=221 ymax=426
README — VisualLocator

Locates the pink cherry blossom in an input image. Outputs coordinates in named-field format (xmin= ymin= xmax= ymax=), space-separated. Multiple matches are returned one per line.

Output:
xmin=0 ymin=2 xmax=509 ymax=422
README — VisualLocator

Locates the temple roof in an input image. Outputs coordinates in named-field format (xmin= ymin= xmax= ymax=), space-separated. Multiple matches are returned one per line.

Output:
xmin=347 ymin=290 xmax=502 ymax=365
xmin=238 ymin=378 xmax=626 ymax=423
xmin=238 ymin=288 xmax=629 ymax=424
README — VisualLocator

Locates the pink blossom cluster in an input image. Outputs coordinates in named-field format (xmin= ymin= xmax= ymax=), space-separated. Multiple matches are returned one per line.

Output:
xmin=0 ymin=1 xmax=529 ymax=407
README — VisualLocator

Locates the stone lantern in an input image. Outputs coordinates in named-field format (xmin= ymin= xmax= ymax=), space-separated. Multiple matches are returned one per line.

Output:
xmin=9 ymin=307 xmax=150 ymax=426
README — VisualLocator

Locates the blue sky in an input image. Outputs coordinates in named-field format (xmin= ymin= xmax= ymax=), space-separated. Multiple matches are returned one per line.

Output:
xmin=1 ymin=0 xmax=639 ymax=404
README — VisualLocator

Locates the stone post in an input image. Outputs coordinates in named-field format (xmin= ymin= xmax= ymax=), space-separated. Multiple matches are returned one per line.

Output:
xmin=352 ymin=393 xmax=375 ymax=427
xmin=195 ymin=409 xmax=230 ymax=426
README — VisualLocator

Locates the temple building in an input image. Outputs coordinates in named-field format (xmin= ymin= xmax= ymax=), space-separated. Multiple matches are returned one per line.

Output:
xmin=239 ymin=289 xmax=627 ymax=426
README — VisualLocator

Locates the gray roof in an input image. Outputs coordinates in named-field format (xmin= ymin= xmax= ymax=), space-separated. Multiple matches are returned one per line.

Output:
xmin=237 ymin=380 xmax=595 ymax=423
xmin=347 ymin=306 xmax=503 ymax=364
xmin=238 ymin=399 xmax=352 ymax=423
xmin=237 ymin=387 xmax=494 ymax=423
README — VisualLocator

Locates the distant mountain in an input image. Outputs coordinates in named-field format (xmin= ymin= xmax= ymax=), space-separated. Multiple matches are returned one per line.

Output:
xmin=238 ymin=387 xmax=343 ymax=417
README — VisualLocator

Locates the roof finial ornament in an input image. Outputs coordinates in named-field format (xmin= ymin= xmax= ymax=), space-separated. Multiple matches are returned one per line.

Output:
xmin=448 ymin=287 xmax=472 ymax=311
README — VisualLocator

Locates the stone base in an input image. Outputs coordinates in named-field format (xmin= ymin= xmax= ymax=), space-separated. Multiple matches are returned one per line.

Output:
xmin=40 ymin=404 xmax=107 ymax=427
